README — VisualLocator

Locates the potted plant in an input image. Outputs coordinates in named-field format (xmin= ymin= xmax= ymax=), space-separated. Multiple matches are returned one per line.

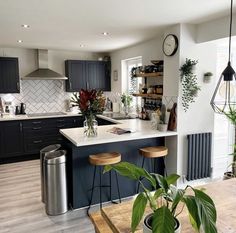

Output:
xmin=157 ymin=104 xmax=168 ymax=131
xmin=121 ymin=93 xmax=133 ymax=115
xmin=203 ymin=72 xmax=213 ymax=83
xmin=179 ymin=58 xmax=201 ymax=112
xmin=71 ymin=89 xmax=105 ymax=137
xmin=221 ymin=106 xmax=236 ymax=179
xmin=104 ymin=162 xmax=217 ymax=233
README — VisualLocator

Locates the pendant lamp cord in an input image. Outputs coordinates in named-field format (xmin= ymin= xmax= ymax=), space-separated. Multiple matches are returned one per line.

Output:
xmin=229 ymin=0 xmax=233 ymax=62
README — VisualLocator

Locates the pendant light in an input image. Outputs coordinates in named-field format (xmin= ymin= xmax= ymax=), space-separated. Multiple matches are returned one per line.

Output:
xmin=210 ymin=0 xmax=236 ymax=113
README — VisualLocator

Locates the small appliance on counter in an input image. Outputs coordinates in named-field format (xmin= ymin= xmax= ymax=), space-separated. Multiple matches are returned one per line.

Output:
xmin=20 ymin=103 xmax=26 ymax=114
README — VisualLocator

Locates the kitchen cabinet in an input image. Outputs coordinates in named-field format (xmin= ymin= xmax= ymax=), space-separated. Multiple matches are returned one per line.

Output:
xmin=65 ymin=60 xmax=111 ymax=92
xmin=0 ymin=121 xmax=24 ymax=158
xmin=0 ymin=57 xmax=20 ymax=93
xmin=0 ymin=115 xmax=115 ymax=162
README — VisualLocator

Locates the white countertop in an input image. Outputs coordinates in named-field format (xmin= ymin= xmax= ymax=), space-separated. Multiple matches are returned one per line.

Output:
xmin=60 ymin=118 xmax=177 ymax=147
xmin=0 ymin=112 xmax=81 ymax=121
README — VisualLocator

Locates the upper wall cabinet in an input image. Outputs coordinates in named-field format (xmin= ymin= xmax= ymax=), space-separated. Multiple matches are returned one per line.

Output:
xmin=65 ymin=60 xmax=111 ymax=92
xmin=0 ymin=57 xmax=20 ymax=94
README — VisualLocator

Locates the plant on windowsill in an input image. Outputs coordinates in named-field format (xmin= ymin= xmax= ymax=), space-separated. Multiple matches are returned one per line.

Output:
xmin=121 ymin=93 xmax=133 ymax=115
xmin=179 ymin=58 xmax=201 ymax=112
xmin=104 ymin=162 xmax=217 ymax=233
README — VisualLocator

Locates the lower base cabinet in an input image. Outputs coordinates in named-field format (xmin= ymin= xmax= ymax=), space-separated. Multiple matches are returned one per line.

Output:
xmin=0 ymin=116 xmax=115 ymax=162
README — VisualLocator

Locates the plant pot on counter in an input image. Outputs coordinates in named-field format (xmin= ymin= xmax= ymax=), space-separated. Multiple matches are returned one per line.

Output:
xmin=157 ymin=123 xmax=168 ymax=132
xmin=143 ymin=214 xmax=181 ymax=233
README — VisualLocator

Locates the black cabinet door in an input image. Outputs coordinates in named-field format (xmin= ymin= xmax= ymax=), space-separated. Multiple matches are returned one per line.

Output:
xmin=0 ymin=121 xmax=24 ymax=158
xmin=0 ymin=57 xmax=20 ymax=93
xmin=65 ymin=60 xmax=87 ymax=92
xmin=65 ymin=60 xmax=111 ymax=92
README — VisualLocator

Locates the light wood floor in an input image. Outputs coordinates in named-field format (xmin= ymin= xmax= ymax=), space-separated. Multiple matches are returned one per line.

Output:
xmin=0 ymin=159 xmax=95 ymax=233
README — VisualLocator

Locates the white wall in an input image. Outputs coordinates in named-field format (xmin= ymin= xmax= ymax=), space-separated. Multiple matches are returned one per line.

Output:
xmin=0 ymin=47 xmax=100 ymax=113
xmin=197 ymin=14 xmax=236 ymax=43
xmin=110 ymin=36 xmax=163 ymax=93
xmin=164 ymin=24 xmax=217 ymax=178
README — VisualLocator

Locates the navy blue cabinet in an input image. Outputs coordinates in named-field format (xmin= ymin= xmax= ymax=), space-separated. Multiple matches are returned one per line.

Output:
xmin=65 ymin=60 xmax=111 ymax=92
xmin=0 ymin=121 xmax=24 ymax=158
xmin=0 ymin=57 xmax=20 ymax=93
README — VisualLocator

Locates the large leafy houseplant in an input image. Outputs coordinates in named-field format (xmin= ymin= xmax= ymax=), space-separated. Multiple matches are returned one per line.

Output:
xmin=180 ymin=58 xmax=201 ymax=112
xmin=104 ymin=162 xmax=217 ymax=233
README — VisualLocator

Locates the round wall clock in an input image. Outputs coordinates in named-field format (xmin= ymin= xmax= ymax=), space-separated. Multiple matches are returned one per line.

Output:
xmin=162 ymin=34 xmax=178 ymax=56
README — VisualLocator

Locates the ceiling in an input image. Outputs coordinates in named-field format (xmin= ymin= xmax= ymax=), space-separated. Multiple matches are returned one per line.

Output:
xmin=0 ymin=0 xmax=234 ymax=52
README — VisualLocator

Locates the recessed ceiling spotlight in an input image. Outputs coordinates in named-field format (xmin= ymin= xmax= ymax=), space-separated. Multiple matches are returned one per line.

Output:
xmin=80 ymin=44 xmax=85 ymax=48
xmin=21 ymin=24 xmax=30 ymax=28
xmin=102 ymin=32 xmax=109 ymax=36
xmin=17 ymin=40 xmax=23 ymax=43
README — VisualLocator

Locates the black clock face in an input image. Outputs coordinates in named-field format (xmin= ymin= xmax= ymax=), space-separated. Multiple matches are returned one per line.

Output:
xmin=163 ymin=34 xmax=178 ymax=56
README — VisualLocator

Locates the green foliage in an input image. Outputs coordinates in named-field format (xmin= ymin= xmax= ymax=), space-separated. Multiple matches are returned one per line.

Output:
xmin=180 ymin=58 xmax=201 ymax=112
xmin=104 ymin=162 xmax=217 ymax=233
xmin=121 ymin=93 xmax=133 ymax=107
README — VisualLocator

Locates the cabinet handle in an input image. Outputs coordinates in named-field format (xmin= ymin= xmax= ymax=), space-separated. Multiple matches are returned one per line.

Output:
xmin=20 ymin=122 xmax=23 ymax=132
xmin=33 ymin=140 xmax=42 ymax=144
xmin=32 ymin=127 xmax=42 ymax=130
xmin=86 ymin=81 xmax=89 ymax=90
xmin=32 ymin=121 xmax=42 ymax=124
xmin=57 ymin=124 xmax=65 ymax=128
xmin=17 ymin=82 xmax=20 ymax=91
xmin=69 ymin=82 xmax=72 ymax=89
xmin=57 ymin=138 xmax=63 ymax=141
xmin=57 ymin=119 xmax=65 ymax=122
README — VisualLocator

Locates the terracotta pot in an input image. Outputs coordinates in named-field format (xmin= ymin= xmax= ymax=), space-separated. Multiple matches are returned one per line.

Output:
xmin=143 ymin=214 xmax=181 ymax=233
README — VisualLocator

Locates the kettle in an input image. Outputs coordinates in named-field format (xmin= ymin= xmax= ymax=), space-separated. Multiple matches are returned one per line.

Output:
xmin=20 ymin=103 xmax=26 ymax=115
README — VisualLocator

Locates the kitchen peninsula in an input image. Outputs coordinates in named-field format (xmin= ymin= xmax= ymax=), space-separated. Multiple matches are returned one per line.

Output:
xmin=60 ymin=116 xmax=177 ymax=209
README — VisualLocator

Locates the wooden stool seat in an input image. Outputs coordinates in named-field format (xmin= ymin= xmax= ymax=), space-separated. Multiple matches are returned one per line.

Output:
xmin=89 ymin=152 xmax=121 ymax=166
xmin=139 ymin=146 xmax=168 ymax=158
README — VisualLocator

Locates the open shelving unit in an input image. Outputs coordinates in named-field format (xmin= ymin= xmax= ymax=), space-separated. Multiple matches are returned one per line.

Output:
xmin=132 ymin=93 xmax=162 ymax=99
xmin=132 ymin=72 xmax=163 ymax=78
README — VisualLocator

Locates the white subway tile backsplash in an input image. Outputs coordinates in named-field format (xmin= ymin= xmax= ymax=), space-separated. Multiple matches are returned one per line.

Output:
xmin=0 ymin=80 xmax=72 ymax=113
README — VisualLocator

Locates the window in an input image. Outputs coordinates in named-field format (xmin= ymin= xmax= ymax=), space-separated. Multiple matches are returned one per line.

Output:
xmin=122 ymin=57 xmax=142 ymax=108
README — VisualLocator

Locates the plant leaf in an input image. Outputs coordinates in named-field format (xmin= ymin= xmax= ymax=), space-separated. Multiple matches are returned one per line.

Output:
xmin=153 ymin=174 xmax=169 ymax=192
xmin=131 ymin=192 xmax=147 ymax=233
xmin=193 ymin=189 xmax=217 ymax=233
xmin=169 ymin=185 xmax=185 ymax=215
xmin=183 ymin=195 xmax=201 ymax=231
xmin=152 ymin=206 xmax=175 ymax=233
xmin=166 ymin=174 xmax=180 ymax=186
xmin=104 ymin=162 xmax=156 ymax=188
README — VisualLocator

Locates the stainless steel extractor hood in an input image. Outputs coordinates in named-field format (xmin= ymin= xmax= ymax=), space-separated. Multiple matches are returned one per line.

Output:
xmin=22 ymin=49 xmax=68 ymax=80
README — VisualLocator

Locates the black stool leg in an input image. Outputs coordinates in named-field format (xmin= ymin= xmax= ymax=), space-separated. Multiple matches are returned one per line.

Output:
xmin=99 ymin=166 xmax=102 ymax=210
xmin=109 ymin=170 xmax=112 ymax=202
xmin=115 ymin=171 xmax=121 ymax=203
xmin=137 ymin=156 xmax=145 ymax=193
xmin=87 ymin=166 xmax=97 ymax=216
xmin=163 ymin=156 xmax=168 ymax=177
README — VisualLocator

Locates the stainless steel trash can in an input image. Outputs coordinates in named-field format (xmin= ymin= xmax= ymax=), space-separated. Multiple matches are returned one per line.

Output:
xmin=44 ymin=150 xmax=68 ymax=216
xmin=40 ymin=144 xmax=61 ymax=203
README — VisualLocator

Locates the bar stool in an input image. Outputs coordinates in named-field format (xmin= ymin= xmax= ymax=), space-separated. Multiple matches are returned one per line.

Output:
xmin=87 ymin=152 xmax=122 ymax=215
xmin=137 ymin=146 xmax=168 ymax=193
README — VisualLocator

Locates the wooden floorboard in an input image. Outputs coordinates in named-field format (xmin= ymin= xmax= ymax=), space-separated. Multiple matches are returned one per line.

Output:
xmin=0 ymin=159 xmax=95 ymax=233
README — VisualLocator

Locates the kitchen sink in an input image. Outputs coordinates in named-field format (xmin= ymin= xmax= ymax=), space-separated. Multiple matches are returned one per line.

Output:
xmin=102 ymin=113 xmax=137 ymax=120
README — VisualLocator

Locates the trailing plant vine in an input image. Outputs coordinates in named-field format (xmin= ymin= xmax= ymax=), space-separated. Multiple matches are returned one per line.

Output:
xmin=180 ymin=58 xmax=201 ymax=112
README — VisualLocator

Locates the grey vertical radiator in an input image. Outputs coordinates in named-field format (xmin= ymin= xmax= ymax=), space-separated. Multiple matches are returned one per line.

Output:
xmin=187 ymin=132 xmax=212 ymax=181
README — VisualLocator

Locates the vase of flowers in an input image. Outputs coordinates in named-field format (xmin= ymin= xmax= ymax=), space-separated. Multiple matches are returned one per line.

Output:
xmin=71 ymin=89 xmax=105 ymax=137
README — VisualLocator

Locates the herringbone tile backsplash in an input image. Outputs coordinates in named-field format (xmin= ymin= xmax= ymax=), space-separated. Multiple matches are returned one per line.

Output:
xmin=0 ymin=80 xmax=72 ymax=113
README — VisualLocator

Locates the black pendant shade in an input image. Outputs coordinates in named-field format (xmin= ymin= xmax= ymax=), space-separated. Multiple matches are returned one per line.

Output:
xmin=211 ymin=0 xmax=236 ymax=113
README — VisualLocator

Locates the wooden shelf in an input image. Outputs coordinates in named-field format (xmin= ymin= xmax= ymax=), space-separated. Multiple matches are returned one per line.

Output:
xmin=132 ymin=72 xmax=163 ymax=78
xmin=132 ymin=93 xmax=162 ymax=99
